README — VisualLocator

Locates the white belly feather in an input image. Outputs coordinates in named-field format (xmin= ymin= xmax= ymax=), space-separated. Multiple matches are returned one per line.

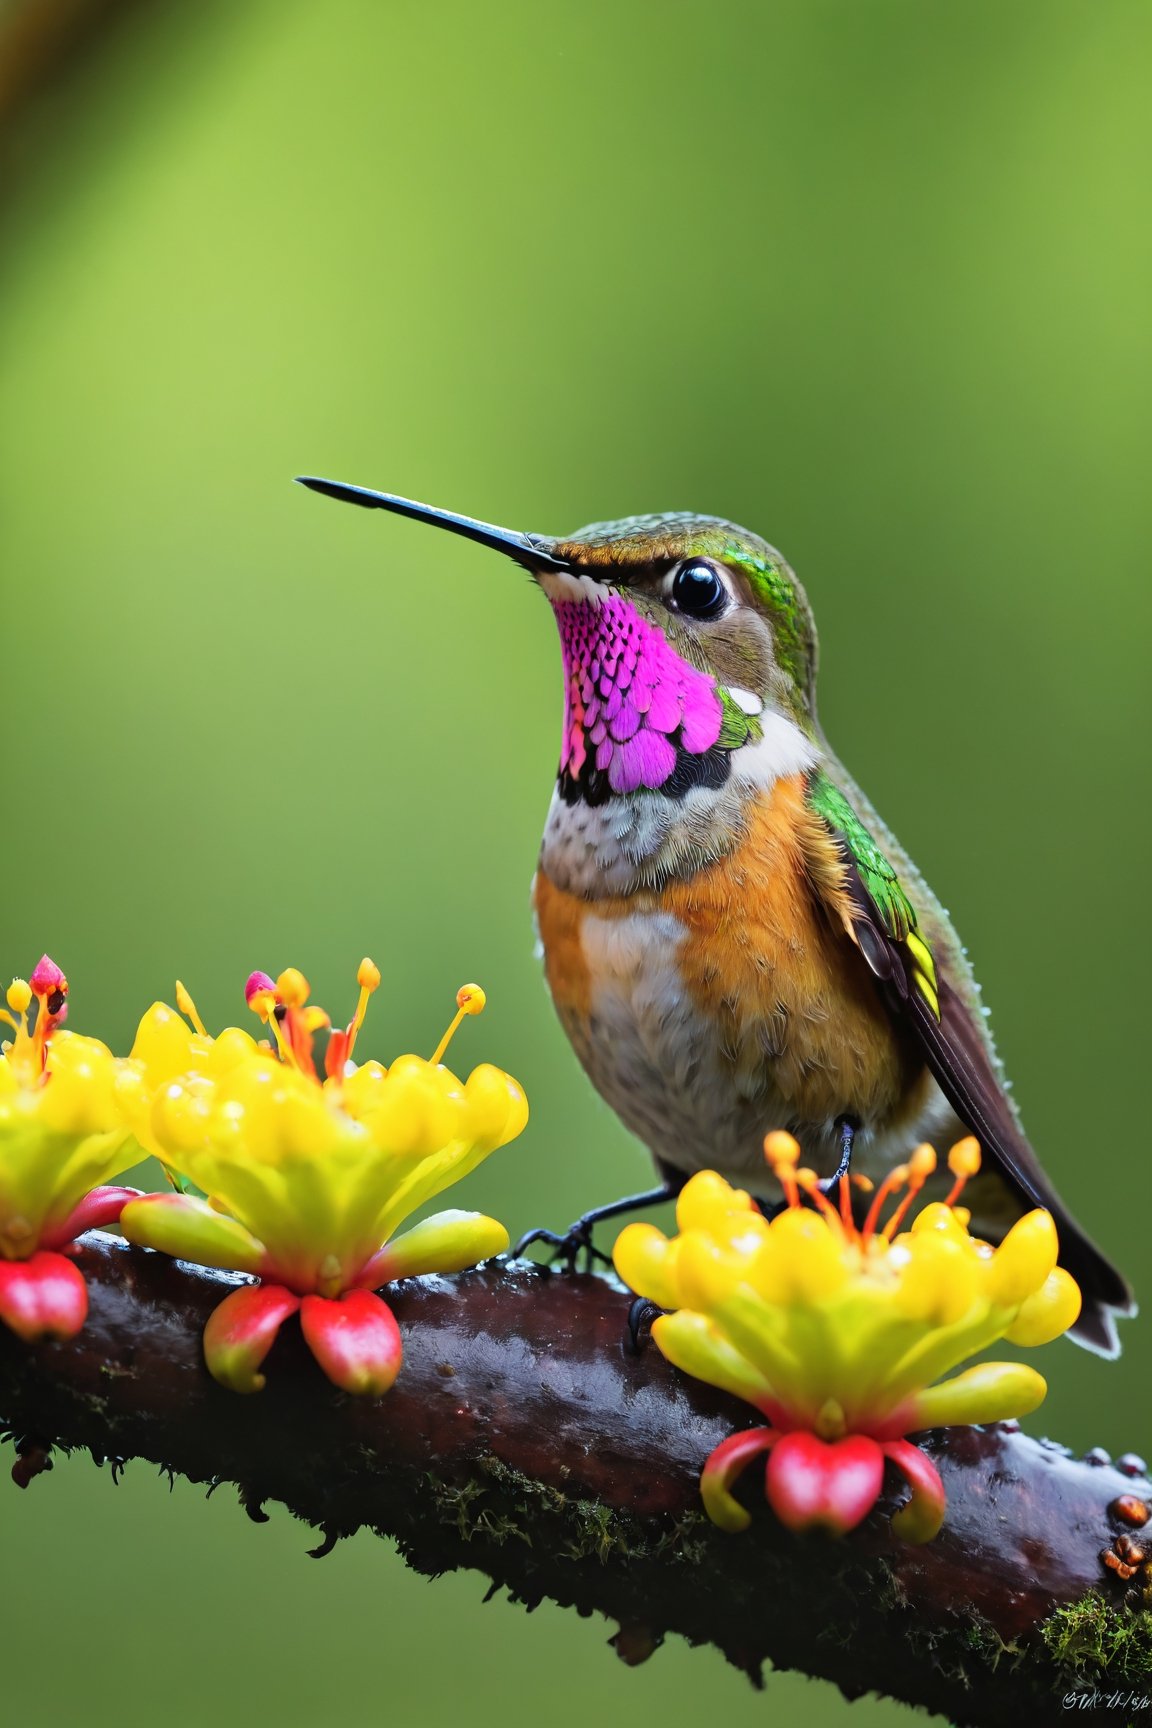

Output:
xmin=539 ymin=892 xmax=962 ymax=1191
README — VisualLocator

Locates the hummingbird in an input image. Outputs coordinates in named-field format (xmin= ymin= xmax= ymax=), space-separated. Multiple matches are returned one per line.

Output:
xmin=297 ymin=476 xmax=1133 ymax=1355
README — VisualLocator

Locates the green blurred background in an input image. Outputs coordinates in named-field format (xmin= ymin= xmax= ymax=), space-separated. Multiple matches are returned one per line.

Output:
xmin=2 ymin=1 xmax=1149 ymax=1723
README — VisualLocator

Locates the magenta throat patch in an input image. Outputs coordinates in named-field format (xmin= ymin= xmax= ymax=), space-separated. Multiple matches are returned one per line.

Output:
xmin=551 ymin=595 xmax=724 ymax=794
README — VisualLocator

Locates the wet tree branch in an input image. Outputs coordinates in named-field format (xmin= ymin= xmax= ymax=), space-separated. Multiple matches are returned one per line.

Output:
xmin=1 ymin=1233 xmax=1149 ymax=1727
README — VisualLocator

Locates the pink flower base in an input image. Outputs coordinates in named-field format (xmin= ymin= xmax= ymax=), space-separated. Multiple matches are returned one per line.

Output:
xmin=766 ymin=1431 xmax=886 ymax=1534
xmin=702 ymin=1424 xmax=948 ymax=1543
xmin=41 ymin=1186 xmax=143 ymax=1251
xmin=300 ymin=1290 xmax=402 ymax=1396
xmin=0 ymin=1252 xmax=88 ymax=1342
xmin=0 ymin=1187 xmax=141 ymax=1343
xmin=202 ymin=1281 xmax=403 ymax=1397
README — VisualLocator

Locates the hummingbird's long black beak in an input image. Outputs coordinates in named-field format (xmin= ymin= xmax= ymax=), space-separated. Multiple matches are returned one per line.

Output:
xmin=295 ymin=476 xmax=570 ymax=572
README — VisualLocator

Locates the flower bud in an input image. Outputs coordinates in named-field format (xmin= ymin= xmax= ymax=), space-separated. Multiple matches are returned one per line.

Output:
xmin=987 ymin=1209 xmax=1058 ymax=1307
xmin=1005 ymin=1266 xmax=1082 ymax=1346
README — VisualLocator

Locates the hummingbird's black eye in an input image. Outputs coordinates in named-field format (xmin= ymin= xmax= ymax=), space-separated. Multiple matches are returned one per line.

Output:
xmin=669 ymin=560 xmax=728 ymax=620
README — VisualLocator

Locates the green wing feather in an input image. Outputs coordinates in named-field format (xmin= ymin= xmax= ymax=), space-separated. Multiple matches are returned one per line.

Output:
xmin=804 ymin=766 xmax=1130 ymax=1351
xmin=806 ymin=769 xmax=940 ymax=1017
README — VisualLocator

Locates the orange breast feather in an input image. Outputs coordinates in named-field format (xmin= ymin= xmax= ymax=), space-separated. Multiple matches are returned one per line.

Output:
xmin=534 ymin=775 xmax=925 ymax=1130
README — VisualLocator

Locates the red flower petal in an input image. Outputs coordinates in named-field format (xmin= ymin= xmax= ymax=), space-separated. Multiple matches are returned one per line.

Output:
xmin=203 ymin=1283 xmax=301 ymax=1394
xmin=700 ymin=1427 xmax=778 ymax=1532
xmin=883 ymin=1439 xmax=948 ymax=1544
xmin=765 ymin=1431 xmax=885 ymax=1535
xmin=0 ymin=1251 xmax=88 ymax=1342
xmin=41 ymin=1186 xmax=144 ymax=1251
xmin=299 ymin=1290 xmax=402 ymax=1396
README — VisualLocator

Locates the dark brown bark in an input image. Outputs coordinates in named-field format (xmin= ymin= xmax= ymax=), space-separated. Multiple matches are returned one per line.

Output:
xmin=1 ymin=1232 xmax=1149 ymax=1726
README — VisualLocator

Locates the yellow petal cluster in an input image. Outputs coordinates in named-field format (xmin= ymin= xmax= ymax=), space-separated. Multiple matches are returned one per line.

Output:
xmin=118 ymin=970 xmax=528 ymax=1299
xmin=614 ymin=1153 xmax=1081 ymax=1442
xmin=114 ymin=1000 xmax=220 ymax=1167
xmin=1 ymin=1020 xmax=137 ymax=1259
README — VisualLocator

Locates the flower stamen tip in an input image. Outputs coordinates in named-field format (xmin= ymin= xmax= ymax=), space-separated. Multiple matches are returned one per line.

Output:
xmin=948 ymin=1137 xmax=981 ymax=1178
xmin=6 ymin=979 xmax=31 ymax=1015
xmin=275 ymin=968 xmax=310 ymax=1008
xmin=430 ymin=983 xmax=488 ymax=1065
xmin=909 ymin=1144 xmax=937 ymax=1181
xmin=29 ymin=956 xmax=66 ymax=998
xmin=244 ymin=971 xmax=276 ymax=1008
xmin=357 ymin=958 xmax=381 ymax=993
xmin=764 ymin=1130 xmax=803 ymax=1208
xmin=943 ymin=1136 xmax=983 ymax=1207
xmin=763 ymin=1131 xmax=801 ymax=1170
xmin=174 ymin=980 xmax=209 ymax=1037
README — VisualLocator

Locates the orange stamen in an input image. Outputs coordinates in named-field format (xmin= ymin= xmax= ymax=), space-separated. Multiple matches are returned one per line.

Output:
xmin=882 ymin=1145 xmax=937 ymax=1240
xmin=431 ymin=983 xmax=486 ymax=1066
xmin=268 ymin=1016 xmax=298 ymax=1070
xmin=323 ymin=1028 xmax=349 ymax=1080
xmin=344 ymin=957 xmax=381 ymax=1066
xmin=863 ymin=1165 xmax=908 ymax=1240
xmin=764 ymin=1132 xmax=802 ymax=1209
xmin=1 ymin=980 xmax=37 ymax=1080
xmin=248 ymin=995 xmax=298 ymax=1071
xmin=943 ymin=1136 xmax=982 ymax=1209
xmin=796 ymin=1168 xmax=841 ymax=1226
xmin=26 ymin=956 xmax=67 ymax=1068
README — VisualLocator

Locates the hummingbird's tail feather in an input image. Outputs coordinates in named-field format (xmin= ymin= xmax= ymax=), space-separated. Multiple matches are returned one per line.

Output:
xmin=832 ymin=844 xmax=1134 ymax=1356
xmin=913 ymin=976 xmax=1135 ymax=1358
xmin=1064 ymin=1280 xmax=1129 ymax=1358
xmin=1024 ymin=1194 xmax=1134 ymax=1358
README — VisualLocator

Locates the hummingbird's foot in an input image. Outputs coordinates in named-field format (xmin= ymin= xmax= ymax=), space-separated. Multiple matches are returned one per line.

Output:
xmin=512 ymin=1184 xmax=677 ymax=1275
xmin=511 ymin=1219 xmax=611 ymax=1274
xmin=820 ymin=1116 xmax=859 ymax=1206
xmin=626 ymin=1297 xmax=664 ymax=1354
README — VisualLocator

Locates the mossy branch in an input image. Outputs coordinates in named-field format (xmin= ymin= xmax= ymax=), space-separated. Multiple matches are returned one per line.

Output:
xmin=1 ymin=1232 xmax=1149 ymax=1726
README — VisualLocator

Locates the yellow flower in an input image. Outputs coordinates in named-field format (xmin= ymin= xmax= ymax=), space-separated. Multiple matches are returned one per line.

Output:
xmin=614 ymin=1134 xmax=1081 ymax=1543
xmin=121 ymin=961 xmax=527 ymax=1395
xmin=114 ymin=981 xmax=218 ymax=1180
xmin=0 ymin=957 xmax=141 ymax=1341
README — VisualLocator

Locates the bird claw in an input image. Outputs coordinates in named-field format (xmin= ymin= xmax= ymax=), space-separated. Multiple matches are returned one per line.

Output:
xmin=819 ymin=1116 xmax=859 ymax=1208
xmin=511 ymin=1219 xmax=612 ymax=1273
xmin=512 ymin=1184 xmax=678 ymax=1274
xmin=626 ymin=1297 xmax=664 ymax=1354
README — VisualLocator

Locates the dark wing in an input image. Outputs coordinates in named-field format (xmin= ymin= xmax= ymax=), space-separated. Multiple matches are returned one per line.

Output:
xmin=806 ymin=770 xmax=1133 ymax=1356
